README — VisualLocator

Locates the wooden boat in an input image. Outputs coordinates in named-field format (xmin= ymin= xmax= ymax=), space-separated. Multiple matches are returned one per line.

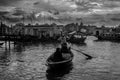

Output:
xmin=46 ymin=48 xmax=74 ymax=69
xmin=67 ymin=34 xmax=86 ymax=44
xmin=46 ymin=62 xmax=73 ymax=79
xmin=96 ymin=33 xmax=120 ymax=41
xmin=66 ymin=31 xmax=87 ymax=44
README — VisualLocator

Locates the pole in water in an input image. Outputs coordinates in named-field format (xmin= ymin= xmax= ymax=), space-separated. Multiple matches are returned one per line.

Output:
xmin=5 ymin=40 xmax=7 ymax=50
xmin=8 ymin=40 xmax=10 ymax=50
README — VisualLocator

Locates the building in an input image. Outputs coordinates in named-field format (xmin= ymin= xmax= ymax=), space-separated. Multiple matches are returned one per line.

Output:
xmin=0 ymin=22 xmax=8 ymax=35
xmin=64 ymin=23 xmax=79 ymax=33
xmin=93 ymin=25 xmax=111 ymax=36
xmin=12 ymin=23 xmax=63 ymax=39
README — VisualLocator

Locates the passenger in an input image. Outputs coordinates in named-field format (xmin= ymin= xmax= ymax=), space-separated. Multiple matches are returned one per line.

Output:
xmin=61 ymin=43 xmax=69 ymax=53
xmin=53 ymin=48 xmax=63 ymax=61
xmin=59 ymin=35 xmax=67 ymax=44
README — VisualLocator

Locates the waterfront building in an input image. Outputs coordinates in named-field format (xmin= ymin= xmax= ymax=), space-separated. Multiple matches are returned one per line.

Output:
xmin=94 ymin=25 xmax=111 ymax=36
xmin=0 ymin=22 xmax=8 ymax=35
xmin=12 ymin=23 xmax=63 ymax=39
xmin=64 ymin=23 xmax=79 ymax=33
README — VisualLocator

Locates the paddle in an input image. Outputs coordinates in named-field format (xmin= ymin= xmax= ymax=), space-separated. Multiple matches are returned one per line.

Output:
xmin=71 ymin=47 xmax=93 ymax=60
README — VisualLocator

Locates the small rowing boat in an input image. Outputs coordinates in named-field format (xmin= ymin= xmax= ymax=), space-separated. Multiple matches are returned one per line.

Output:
xmin=47 ymin=52 xmax=73 ymax=68
xmin=46 ymin=43 xmax=74 ymax=69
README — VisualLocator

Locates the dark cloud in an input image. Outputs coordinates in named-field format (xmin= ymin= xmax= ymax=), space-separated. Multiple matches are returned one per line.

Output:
xmin=0 ymin=0 xmax=120 ymax=26
xmin=12 ymin=8 xmax=26 ymax=16
xmin=33 ymin=1 xmax=54 ymax=11
xmin=107 ymin=0 xmax=120 ymax=1
xmin=105 ymin=13 xmax=120 ymax=21
xmin=6 ymin=18 xmax=21 ymax=22
xmin=0 ymin=11 xmax=9 ymax=15
xmin=34 ymin=2 xmax=39 ymax=5
xmin=0 ymin=8 xmax=25 ymax=22
xmin=33 ymin=0 xmax=76 ymax=12
xmin=0 ymin=15 xmax=22 ymax=23
xmin=75 ymin=1 xmax=88 ymax=6
xmin=111 ymin=18 xmax=120 ymax=21
xmin=0 ymin=11 xmax=10 ymax=21
xmin=103 ymin=2 xmax=120 ymax=8
xmin=0 ymin=0 xmax=22 ymax=6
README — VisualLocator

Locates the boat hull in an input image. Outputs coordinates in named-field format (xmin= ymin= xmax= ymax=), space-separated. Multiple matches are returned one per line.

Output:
xmin=67 ymin=37 xmax=86 ymax=44
xmin=46 ymin=52 xmax=74 ymax=69
xmin=46 ymin=62 xmax=73 ymax=80
xmin=47 ymin=59 xmax=73 ymax=69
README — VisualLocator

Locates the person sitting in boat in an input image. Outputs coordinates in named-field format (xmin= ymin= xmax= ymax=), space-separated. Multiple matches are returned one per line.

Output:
xmin=58 ymin=35 xmax=67 ymax=44
xmin=61 ymin=42 xmax=70 ymax=53
xmin=53 ymin=48 xmax=64 ymax=62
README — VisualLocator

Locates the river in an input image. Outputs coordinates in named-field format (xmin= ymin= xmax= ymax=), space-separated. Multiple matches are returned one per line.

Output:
xmin=0 ymin=36 xmax=120 ymax=80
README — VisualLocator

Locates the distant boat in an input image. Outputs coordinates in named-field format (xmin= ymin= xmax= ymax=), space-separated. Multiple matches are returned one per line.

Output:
xmin=67 ymin=32 xmax=87 ymax=44
xmin=96 ymin=33 xmax=120 ymax=41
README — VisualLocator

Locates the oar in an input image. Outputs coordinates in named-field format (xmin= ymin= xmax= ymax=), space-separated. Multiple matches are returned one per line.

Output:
xmin=71 ymin=47 xmax=93 ymax=60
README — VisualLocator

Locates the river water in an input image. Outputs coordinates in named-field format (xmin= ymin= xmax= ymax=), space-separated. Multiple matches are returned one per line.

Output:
xmin=0 ymin=36 xmax=120 ymax=80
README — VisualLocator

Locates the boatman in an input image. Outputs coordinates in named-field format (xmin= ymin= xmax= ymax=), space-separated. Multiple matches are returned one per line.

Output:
xmin=60 ymin=36 xmax=71 ymax=53
xmin=53 ymin=48 xmax=64 ymax=61
xmin=61 ymin=35 xmax=67 ymax=44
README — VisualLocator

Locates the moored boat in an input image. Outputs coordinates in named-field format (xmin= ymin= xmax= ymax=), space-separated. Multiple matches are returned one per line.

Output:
xmin=67 ymin=34 xmax=86 ymax=44
xmin=96 ymin=33 xmax=120 ymax=41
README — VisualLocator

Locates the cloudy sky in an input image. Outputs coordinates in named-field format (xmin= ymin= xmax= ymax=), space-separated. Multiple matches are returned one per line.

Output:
xmin=0 ymin=0 xmax=120 ymax=26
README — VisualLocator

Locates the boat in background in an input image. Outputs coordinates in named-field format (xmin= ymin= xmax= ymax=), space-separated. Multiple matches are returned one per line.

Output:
xmin=67 ymin=31 xmax=87 ymax=44
xmin=96 ymin=32 xmax=120 ymax=41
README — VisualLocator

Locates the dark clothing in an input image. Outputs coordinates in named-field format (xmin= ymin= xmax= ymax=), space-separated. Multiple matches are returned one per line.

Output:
xmin=61 ymin=43 xmax=70 ymax=53
xmin=52 ymin=48 xmax=64 ymax=62
xmin=61 ymin=46 xmax=69 ymax=53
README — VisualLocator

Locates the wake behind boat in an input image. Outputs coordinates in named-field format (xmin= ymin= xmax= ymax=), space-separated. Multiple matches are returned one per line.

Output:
xmin=46 ymin=43 xmax=74 ymax=69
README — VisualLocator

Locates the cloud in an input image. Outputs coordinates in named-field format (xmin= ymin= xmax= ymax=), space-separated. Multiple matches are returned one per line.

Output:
xmin=12 ymin=8 xmax=26 ymax=16
xmin=0 ymin=0 xmax=120 ymax=26
xmin=0 ymin=11 xmax=9 ymax=16
xmin=0 ymin=15 xmax=22 ymax=23
xmin=35 ymin=11 xmax=59 ymax=20
xmin=0 ymin=0 xmax=23 ymax=6
xmin=111 ymin=18 xmax=120 ymax=21
xmin=33 ymin=0 xmax=77 ymax=12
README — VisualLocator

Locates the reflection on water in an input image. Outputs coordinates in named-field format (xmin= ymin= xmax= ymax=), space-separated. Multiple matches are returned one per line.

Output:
xmin=46 ymin=63 xmax=73 ymax=80
xmin=0 ymin=50 xmax=10 ymax=66
xmin=0 ymin=36 xmax=120 ymax=80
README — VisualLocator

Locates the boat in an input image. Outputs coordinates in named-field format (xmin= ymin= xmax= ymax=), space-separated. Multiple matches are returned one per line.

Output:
xmin=67 ymin=33 xmax=86 ymax=44
xmin=96 ymin=32 xmax=120 ymax=41
xmin=46 ymin=46 xmax=74 ymax=69
xmin=46 ymin=62 xmax=73 ymax=80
